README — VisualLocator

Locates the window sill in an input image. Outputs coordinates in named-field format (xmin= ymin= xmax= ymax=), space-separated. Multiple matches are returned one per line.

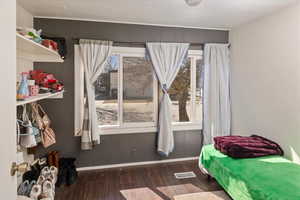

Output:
xmin=99 ymin=124 xmax=202 ymax=135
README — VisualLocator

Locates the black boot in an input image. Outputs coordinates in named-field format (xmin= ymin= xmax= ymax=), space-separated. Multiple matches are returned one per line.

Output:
xmin=56 ymin=158 xmax=78 ymax=187
xmin=56 ymin=158 xmax=68 ymax=187
xmin=65 ymin=158 xmax=78 ymax=186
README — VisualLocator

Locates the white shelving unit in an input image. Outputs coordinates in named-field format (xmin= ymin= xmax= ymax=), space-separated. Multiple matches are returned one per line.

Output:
xmin=16 ymin=32 xmax=65 ymax=106
xmin=16 ymin=91 xmax=64 ymax=106
xmin=16 ymin=33 xmax=64 ymax=62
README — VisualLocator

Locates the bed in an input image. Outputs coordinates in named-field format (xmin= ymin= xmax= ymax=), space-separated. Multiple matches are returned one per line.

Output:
xmin=200 ymin=144 xmax=300 ymax=200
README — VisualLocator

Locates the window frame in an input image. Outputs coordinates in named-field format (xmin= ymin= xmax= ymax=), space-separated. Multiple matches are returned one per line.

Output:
xmin=75 ymin=45 xmax=203 ymax=135
xmin=99 ymin=47 xmax=203 ymax=135
xmin=107 ymin=47 xmax=158 ymax=129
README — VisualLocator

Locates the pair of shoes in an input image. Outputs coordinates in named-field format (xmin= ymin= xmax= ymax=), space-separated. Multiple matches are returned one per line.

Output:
xmin=17 ymin=180 xmax=36 ymax=197
xmin=66 ymin=162 xmax=78 ymax=186
xmin=50 ymin=166 xmax=58 ymax=177
xmin=56 ymin=158 xmax=78 ymax=187
xmin=18 ymin=180 xmax=29 ymax=196
xmin=25 ymin=181 xmax=36 ymax=196
xmin=32 ymin=166 xmax=57 ymax=200
xmin=22 ymin=166 xmax=40 ymax=182
xmin=41 ymin=166 xmax=51 ymax=177
xmin=26 ymin=156 xmax=48 ymax=180
xmin=29 ymin=184 xmax=42 ymax=200
xmin=41 ymin=166 xmax=58 ymax=184
xmin=37 ymin=175 xmax=46 ymax=185
xmin=39 ymin=157 xmax=48 ymax=167
xmin=49 ymin=166 xmax=58 ymax=184
xmin=32 ymin=157 xmax=47 ymax=171
xmin=30 ymin=180 xmax=55 ymax=200
xmin=43 ymin=180 xmax=55 ymax=199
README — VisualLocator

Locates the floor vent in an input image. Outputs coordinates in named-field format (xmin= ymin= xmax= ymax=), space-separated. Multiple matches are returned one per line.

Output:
xmin=174 ymin=171 xmax=197 ymax=179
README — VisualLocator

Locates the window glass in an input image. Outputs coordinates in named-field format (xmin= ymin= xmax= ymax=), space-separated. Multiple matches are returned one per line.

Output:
xmin=195 ymin=58 xmax=203 ymax=122
xmin=123 ymin=57 xmax=154 ymax=123
xmin=91 ymin=47 xmax=203 ymax=130
xmin=95 ymin=55 xmax=119 ymax=125
xmin=169 ymin=58 xmax=192 ymax=122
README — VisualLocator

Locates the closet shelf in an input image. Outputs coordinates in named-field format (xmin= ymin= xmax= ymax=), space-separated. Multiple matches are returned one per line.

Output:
xmin=16 ymin=33 xmax=64 ymax=63
xmin=16 ymin=91 xmax=64 ymax=106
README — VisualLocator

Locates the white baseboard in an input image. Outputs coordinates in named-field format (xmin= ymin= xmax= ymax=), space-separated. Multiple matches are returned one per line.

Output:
xmin=77 ymin=156 xmax=199 ymax=171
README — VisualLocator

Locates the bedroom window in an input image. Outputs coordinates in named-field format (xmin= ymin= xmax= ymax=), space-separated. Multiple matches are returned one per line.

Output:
xmin=170 ymin=58 xmax=192 ymax=122
xmin=95 ymin=55 xmax=119 ymax=126
xmin=93 ymin=47 xmax=158 ymax=133
xmin=195 ymin=58 xmax=203 ymax=123
xmin=170 ymin=55 xmax=203 ymax=126
xmin=123 ymin=57 xmax=156 ymax=124
xmin=75 ymin=46 xmax=202 ymax=134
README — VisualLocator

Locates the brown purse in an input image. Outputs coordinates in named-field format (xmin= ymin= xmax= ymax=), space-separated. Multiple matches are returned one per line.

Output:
xmin=42 ymin=127 xmax=56 ymax=148
xmin=31 ymin=103 xmax=51 ymax=128
xmin=31 ymin=103 xmax=56 ymax=148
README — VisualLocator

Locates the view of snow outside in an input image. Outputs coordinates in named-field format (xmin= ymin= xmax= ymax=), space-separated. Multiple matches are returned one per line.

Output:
xmin=95 ymin=55 xmax=203 ymax=126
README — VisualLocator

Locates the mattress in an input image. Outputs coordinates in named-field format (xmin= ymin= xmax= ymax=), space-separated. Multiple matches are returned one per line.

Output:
xmin=200 ymin=145 xmax=300 ymax=200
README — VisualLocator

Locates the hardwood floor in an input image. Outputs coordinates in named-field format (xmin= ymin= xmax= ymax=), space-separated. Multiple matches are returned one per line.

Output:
xmin=55 ymin=160 xmax=222 ymax=200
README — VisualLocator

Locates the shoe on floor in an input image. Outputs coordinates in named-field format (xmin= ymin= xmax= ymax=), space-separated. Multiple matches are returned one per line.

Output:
xmin=29 ymin=184 xmax=42 ymax=200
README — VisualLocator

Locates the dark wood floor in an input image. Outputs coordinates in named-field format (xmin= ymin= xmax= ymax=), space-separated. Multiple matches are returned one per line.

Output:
xmin=55 ymin=160 xmax=222 ymax=200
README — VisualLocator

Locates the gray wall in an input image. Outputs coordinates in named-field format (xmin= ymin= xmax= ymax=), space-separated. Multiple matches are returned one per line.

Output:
xmin=34 ymin=18 xmax=228 ymax=168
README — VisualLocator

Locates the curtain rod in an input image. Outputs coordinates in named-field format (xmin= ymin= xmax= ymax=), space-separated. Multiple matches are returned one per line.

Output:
xmin=72 ymin=38 xmax=231 ymax=49
xmin=71 ymin=38 xmax=204 ymax=47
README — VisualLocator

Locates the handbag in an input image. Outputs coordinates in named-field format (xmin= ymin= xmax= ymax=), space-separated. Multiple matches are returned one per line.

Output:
xmin=32 ymin=125 xmax=42 ymax=144
xmin=18 ymin=120 xmax=41 ymax=145
xmin=18 ymin=105 xmax=37 ymax=148
xmin=31 ymin=103 xmax=50 ymax=129
xmin=30 ymin=108 xmax=42 ymax=144
xmin=42 ymin=127 xmax=56 ymax=148
xmin=31 ymin=103 xmax=56 ymax=148
xmin=31 ymin=103 xmax=43 ymax=130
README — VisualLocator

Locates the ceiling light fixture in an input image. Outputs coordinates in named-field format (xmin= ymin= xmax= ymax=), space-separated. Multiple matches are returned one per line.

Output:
xmin=185 ymin=0 xmax=203 ymax=7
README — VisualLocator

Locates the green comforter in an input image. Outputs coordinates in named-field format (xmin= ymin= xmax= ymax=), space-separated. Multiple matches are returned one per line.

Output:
xmin=200 ymin=145 xmax=300 ymax=200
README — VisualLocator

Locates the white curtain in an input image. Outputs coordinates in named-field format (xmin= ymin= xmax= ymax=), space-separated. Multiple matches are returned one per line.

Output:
xmin=203 ymin=43 xmax=231 ymax=145
xmin=79 ymin=39 xmax=113 ymax=150
xmin=146 ymin=43 xmax=190 ymax=156
xmin=74 ymin=45 xmax=85 ymax=137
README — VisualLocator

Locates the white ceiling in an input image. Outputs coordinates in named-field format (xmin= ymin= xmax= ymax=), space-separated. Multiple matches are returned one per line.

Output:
xmin=18 ymin=0 xmax=298 ymax=29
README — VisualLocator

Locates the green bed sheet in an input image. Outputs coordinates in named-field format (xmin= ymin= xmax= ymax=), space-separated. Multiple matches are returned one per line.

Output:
xmin=200 ymin=145 xmax=300 ymax=200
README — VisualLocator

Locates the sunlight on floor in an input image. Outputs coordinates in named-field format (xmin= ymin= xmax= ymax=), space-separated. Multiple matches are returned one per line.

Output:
xmin=174 ymin=191 xmax=230 ymax=200
xmin=120 ymin=187 xmax=163 ymax=200
xmin=120 ymin=184 xmax=204 ymax=200
xmin=157 ymin=183 xmax=203 ymax=199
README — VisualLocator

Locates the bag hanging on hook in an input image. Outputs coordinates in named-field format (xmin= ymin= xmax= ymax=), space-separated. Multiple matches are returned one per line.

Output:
xmin=31 ymin=103 xmax=56 ymax=148
xmin=18 ymin=105 xmax=37 ymax=148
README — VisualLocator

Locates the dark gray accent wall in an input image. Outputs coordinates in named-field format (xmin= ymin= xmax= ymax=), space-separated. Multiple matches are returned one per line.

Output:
xmin=34 ymin=18 xmax=228 ymax=168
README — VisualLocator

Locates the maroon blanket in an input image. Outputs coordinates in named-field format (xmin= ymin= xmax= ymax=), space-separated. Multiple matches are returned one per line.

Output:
xmin=214 ymin=135 xmax=284 ymax=158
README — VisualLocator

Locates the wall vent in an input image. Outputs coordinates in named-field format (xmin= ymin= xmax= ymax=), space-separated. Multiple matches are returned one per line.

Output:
xmin=174 ymin=171 xmax=197 ymax=179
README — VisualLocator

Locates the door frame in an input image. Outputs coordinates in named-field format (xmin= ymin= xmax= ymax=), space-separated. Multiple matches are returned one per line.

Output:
xmin=0 ymin=0 xmax=17 ymax=199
